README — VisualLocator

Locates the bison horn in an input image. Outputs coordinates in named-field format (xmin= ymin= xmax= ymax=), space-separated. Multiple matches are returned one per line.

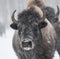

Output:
xmin=56 ymin=5 xmax=60 ymax=17
xmin=11 ymin=10 xmax=17 ymax=23
xmin=42 ymin=11 xmax=46 ymax=21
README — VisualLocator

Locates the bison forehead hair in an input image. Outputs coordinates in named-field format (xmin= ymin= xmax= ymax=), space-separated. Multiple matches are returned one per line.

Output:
xmin=17 ymin=8 xmax=45 ymax=40
xmin=18 ymin=8 xmax=41 ymax=25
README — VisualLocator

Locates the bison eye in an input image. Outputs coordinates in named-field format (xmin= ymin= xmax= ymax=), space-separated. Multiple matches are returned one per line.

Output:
xmin=38 ymin=21 xmax=47 ymax=29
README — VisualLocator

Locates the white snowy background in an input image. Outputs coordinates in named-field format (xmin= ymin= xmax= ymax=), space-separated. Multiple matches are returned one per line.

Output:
xmin=0 ymin=0 xmax=60 ymax=59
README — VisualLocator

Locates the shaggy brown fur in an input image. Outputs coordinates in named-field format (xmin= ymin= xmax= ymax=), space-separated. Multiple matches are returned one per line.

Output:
xmin=27 ymin=0 xmax=59 ymax=24
xmin=27 ymin=0 xmax=46 ymax=7
xmin=26 ymin=5 xmax=43 ymax=18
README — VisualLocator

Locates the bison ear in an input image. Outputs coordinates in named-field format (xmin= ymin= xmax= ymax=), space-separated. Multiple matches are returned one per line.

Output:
xmin=38 ymin=21 xmax=47 ymax=29
xmin=10 ymin=23 xmax=18 ymax=30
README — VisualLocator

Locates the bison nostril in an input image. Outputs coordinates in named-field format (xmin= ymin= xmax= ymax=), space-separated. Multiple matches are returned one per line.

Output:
xmin=22 ymin=41 xmax=32 ymax=47
xmin=21 ymin=40 xmax=35 ymax=50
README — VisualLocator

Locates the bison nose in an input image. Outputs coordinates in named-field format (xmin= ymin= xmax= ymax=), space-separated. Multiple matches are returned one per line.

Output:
xmin=21 ymin=39 xmax=35 ymax=51
xmin=22 ymin=41 xmax=32 ymax=47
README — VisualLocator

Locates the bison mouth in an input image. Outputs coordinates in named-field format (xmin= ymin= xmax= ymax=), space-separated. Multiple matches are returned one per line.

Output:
xmin=21 ymin=40 xmax=35 ymax=50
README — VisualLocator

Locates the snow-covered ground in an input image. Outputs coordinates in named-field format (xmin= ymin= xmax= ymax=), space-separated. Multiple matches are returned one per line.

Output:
xmin=0 ymin=28 xmax=17 ymax=59
xmin=0 ymin=28 xmax=60 ymax=59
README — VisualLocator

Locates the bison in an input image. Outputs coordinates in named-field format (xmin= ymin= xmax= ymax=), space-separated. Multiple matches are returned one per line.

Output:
xmin=27 ymin=0 xmax=60 ymax=24
xmin=10 ymin=5 xmax=57 ymax=59
xmin=27 ymin=0 xmax=60 ymax=55
xmin=42 ymin=6 xmax=60 ymax=55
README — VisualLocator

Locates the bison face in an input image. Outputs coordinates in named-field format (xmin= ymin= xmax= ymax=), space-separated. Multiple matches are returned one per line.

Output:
xmin=44 ymin=6 xmax=60 ymax=23
xmin=17 ymin=22 xmax=38 ymax=51
xmin=10 ymin=6 xmax=47 ymax=51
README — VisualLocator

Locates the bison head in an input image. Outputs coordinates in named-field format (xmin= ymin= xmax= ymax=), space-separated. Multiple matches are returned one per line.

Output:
xmin=10 ymin=5 xmax=49 ymax=51
xmin=44 ymin=5 xmax=60 ymax=23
